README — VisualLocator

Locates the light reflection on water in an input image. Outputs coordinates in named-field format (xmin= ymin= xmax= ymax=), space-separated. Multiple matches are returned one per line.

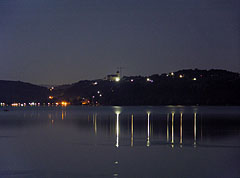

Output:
xmin=0 ymin=106 xmax=240 ymax=178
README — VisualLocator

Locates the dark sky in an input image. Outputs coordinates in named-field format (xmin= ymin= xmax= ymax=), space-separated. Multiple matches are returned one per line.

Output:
xmin=0 ymin=0 xmax=239 ymax=84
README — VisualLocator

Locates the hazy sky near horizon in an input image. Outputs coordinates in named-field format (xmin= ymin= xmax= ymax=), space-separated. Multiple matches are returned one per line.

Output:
xmin=0 ymin=0 xmax=239 ymax=84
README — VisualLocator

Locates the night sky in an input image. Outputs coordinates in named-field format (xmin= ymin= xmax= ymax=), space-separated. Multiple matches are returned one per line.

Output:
xmin=0 ymin=0 xmax=239 ymax=84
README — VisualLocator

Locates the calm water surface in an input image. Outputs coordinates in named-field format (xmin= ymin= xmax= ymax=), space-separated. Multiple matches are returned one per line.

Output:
xmin=0 ymin=106 xmax=240 ymax=178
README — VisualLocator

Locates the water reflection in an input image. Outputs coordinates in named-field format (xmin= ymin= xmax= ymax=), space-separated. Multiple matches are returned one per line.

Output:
xmin=171 ymin=112 xmax=174 ymax=148
xmin=194 ymin=112 xmax=197 ymax=147
xmin=1 ymin=107 xmax=240 ymax=148
xmin=180 ymin=113 xmax=183 ymax=147
xmin=115 ymin=112 xmax=120 ymax=148
xmin=147 ymin=112 xmax=150 ymax=147
xmin=131 ymin=114 xmax=134 ymax=147
xmin=1 ymin=106 xmax=240 ymax=178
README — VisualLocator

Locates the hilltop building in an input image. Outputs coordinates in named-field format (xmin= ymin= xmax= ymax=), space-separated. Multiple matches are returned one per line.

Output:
xmin=106 ymin=71 xmax=121 ymax=82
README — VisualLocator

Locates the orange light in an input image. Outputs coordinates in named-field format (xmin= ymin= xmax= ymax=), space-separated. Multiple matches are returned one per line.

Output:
xmin=61 ymin=101 xmax=69 ymax=106
xmin=49 ymin=96 xmax=53 ymax=99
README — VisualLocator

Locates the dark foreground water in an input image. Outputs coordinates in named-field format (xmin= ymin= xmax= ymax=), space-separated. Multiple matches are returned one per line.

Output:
xmin=0 ymin=106 xmax=240 ymax=178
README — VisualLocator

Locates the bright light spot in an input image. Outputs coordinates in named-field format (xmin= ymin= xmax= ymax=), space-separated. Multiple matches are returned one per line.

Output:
xmin=116 ymin=112 xmax=120 ymax=147
xmin=147 ymin=78 xmax=154 ymax=83
xmin=11 ymin=103 xmax=19 ymax=107
xmin=99 ymin=94 xmax=102 ymax=97
xmin=0 ymin=103 xmax=5 ymax=106
xmin=93 ymin=82 xmax=98 ymax=85
xmin=115 ymin=77 xmax=120 ymax=82
xmin=61 ymin=101 xmax=69 ymax=106
xmin=179 ymin=74 xmax=183 ymax=78
xmin=97 ymin=91 xmax=100 ymax=94
xmin=49 ymin=87 xmax=54 ymax=91
xmin=49 ymin=96 xmax=53 ymax=99
xmin=29 ymin=102 xmax=35 ymax=106
xmin=193 ymin=78 xmax=197 ymax=81
xmin=130 ymin=79 xmax=134 ymax=82
xmin=171 ymin=72 xmax=174 ymax=76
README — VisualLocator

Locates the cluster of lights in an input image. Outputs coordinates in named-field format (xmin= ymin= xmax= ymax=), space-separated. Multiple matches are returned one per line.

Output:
xmin=61 ymin=101 xmax=69 ymax=106
xmin=52 ymin=102 xmax=70 ymax=106
xmin=81 ymin=99 xmax=90 ymax=105
xmin=3 ymin=102 xmax=71 ymax=107
xmin=146 ymin=78 xmax=154 ymax=83
xmin=49 ymin=87 xmax=54 ymax=92
xmin=11 ymin=103 xmax=27 ymax=107
xmin=0 ymin=103 xmax=6 ymax=106
xmin=97 ymin=91 xmax=102 ymax=97
xmin=29 ymin=102 xmax=40 ymax=106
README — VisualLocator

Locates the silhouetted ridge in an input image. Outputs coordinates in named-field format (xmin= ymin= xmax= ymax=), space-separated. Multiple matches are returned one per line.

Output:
xmin=0 ymin=80 xmax=49 ymax=103
xmin=51 ymin=69 xmax=240 ymax=106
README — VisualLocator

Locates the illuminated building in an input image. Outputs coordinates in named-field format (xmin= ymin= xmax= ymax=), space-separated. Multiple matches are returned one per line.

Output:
xmin=106 ymin=71 xmax=121 ymax=82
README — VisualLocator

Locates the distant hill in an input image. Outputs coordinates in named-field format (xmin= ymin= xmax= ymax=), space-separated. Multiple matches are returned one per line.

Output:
xmin=0 ymin=80 xmax=49 ymax=103
xmin=1 ymin=69 xmax=240 ymax=105
xmin=52 ymin=69 xmax=240 ymax=106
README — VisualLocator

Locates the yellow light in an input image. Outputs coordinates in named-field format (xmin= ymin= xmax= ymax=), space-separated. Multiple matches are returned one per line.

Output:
xmin=49 ymin=96 xmax=53 ymax=99
xmin=171 ymin=72 xmax=174 ymax=76
xmin=193 ymin=78 xmax=197 ymax=81
xmin=115 ymin=77 xmax=120 ymax=82
xmin=61 ymin=101 xmax=69 ymax=106
xmin=179 ymin=74 xmax=183 ymax=78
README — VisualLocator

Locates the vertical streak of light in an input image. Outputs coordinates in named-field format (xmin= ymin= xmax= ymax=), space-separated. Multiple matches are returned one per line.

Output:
xmin=62 ymin=110 xmax=64 ymax=120
xmin=131 ymin=114 xmax=134 ymax=147
xmin=194 ymin=112 xmax=197 ymax=147
xmin=94 ymin=114 xmax=97 ymax=135
xmin=116 ymin=112 xmax=120 ymax=148
xmin=180 ymin=113 xmax=183 ymax=146
xmin=167 ymin=114 xmax=169 ymax=143
xmin=171 ymin=113 xmax=174 ymax=148
xmin=147 ymin=112 xmax=150 ymax=147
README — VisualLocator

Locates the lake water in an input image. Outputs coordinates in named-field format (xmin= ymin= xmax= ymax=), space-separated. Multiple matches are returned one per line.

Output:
xmin=0 ymin=106 xmax=240 ymax=178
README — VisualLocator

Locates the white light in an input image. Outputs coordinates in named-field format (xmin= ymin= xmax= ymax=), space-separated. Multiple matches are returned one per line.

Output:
xmin=115 ymin=77 xmax=120 ymax=82
xmin=116 ymin=112 xmax=120 ymax=148
xmin=193 ymin=78 xmax=197 ymax=81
